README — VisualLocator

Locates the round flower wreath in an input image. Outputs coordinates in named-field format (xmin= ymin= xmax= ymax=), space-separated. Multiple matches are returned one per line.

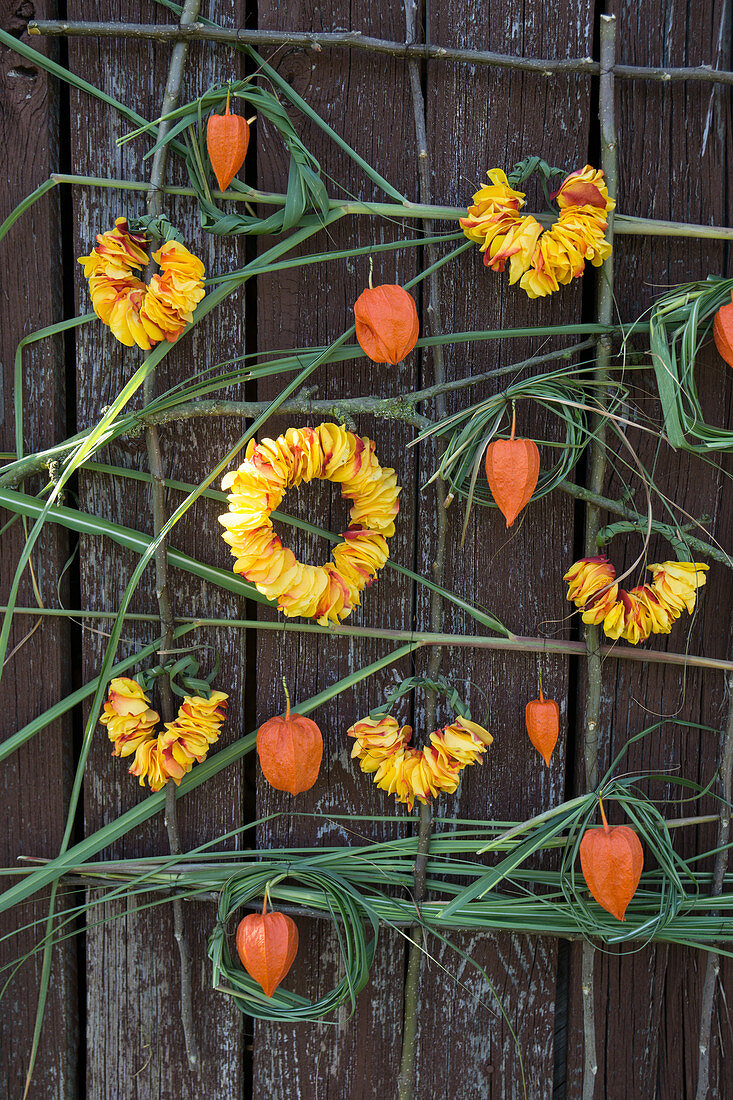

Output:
xmin=347 ymin=677 xmax=494 ymax=810
xmin=78 ymin=216 xmax=206 ymax=349
xmin=460 ymin=163 xmax=614 ymax=299
xmin=219 ymin=423 xmax=401 ymax=625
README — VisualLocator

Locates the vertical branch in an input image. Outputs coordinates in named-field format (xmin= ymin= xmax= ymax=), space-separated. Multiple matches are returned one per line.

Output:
xmin=397 ymin=2 xmax=449 ymax=1097
xmin=695 ymin=669 xmax=733 ymax=1099
xmin=142 ymin=0 xmax=202 ymax=1075
xmin=581 ymin=14 xmax=616 ymax=1100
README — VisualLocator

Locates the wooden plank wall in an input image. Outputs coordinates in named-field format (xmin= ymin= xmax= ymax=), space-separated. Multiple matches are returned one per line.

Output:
xmin=1 ymin=0 xmax=731 ymax=1097
xmin=253 ymin=0 xmax=419 ymax=1095
xmin=66 ymin=3 xmax=248 ymax=1097
xmin=564 ymin=3 xmax=733 ymax=1096
xmin=0 ymin=4 xmax=77 ymax=1097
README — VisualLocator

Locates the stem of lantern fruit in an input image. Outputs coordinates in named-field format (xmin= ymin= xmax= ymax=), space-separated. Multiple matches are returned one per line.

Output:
xmin=282 ymin=678 xmax=291 ymax=720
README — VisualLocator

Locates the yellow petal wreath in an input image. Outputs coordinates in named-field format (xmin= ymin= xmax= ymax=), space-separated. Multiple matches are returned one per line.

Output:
xmin=564 ymin=556 xmax=708 ymax=645
xmin=78 ymin=217 xmax=205 ymax=349
xmin=348 ymin=713 xmax=494 ymax=811
xmin=99 ymin=676 xmax=228 ymax=791
xmin=219 ymin=423 xmax=401 ymax=625
xmin=460 ymin=164 xmax=614 ymax=298
xmin=347 ymin=677 xmax=494 ymax=810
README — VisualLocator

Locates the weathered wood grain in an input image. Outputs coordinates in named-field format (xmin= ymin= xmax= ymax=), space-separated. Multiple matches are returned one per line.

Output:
xmin=564 ymin=3 xmax=733 ymax=1098
xmin=2 ymin=0 xmax=732 ymax=1096
xmin=66 ymin=2 xmax=248 ymax=1095
xmin=0 ymin=3 xmax=77 ymax=1097
xmin=252 ymin=1 xmax=420 ymax=1095
xmin=410 ymin=3 xmax=594 ymax=1096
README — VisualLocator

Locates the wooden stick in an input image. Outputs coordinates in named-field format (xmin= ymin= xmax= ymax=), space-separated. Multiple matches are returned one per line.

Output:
xmin=142 ymin=0 xmax=202 ymax=1075
xmin=29 ymin=20 xmax=733 ymax=87
xmin=581 ymin=17 xmax=617 ymax=1100
xmin=695 ymin=669 xmax=733 ymax=1099
xmin=48 ymin=172 xmax=733 ymax=239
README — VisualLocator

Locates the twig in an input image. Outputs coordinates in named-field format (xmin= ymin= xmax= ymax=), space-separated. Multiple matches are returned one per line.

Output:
xmin=398 ymin=6 xmax=448 ymax=1096
xmin=581 ymin=17 xmax=617 ymax=1100
xmin=29 ymin=20 xmax=733 ymax=87
xmin=128 ymin=339 xmax=593 ymax=431
xmin=0 ymin=340 xmax=600 ymax=490
xmin=695 ymin=669 xmax=733 ymax=1100
xmin=141 ymin=0 xmax=202 ymax=1075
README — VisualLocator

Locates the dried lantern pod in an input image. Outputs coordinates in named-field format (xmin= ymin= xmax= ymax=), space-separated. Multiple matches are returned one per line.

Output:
xmin=579 ymin=800 xmax=644 ymax=922
xmin=713 ymin=291 xmax=733 ymax=368
xmin=206 ymin=87 xmax=251 ymax=193
xmin=484 ymin=404 xmax=540 ymax=527
xmin=256 ymin=681 xmax=323 ymax=794
xmin=525 ymin=680 xmax=560 ymax=766
xmin=353 ymin=270 xmax=419 ymax=365
xmin=236 ymin=894 xmax=299 ymax=998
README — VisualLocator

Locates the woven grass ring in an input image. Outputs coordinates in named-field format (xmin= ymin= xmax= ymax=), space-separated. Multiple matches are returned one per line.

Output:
xmin=209 ymin=865 xmax=378 ymax=1021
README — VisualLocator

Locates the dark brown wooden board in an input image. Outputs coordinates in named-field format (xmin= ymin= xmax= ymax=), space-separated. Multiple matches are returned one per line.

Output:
xmin=564 ymin=3 xmax=733 ymax=1098
xmin=66 ymin=2 xmax=248 ymax=1095
xmin=252 ymin=2 xmax=421 ymax=1094
xmin=410 ymin=5 xmax=595 ymax=1098
xmin=2 ymin=1 xmax=733 ymax=1096
xmin=0 ymin=4 xmax=78 ymax=1097
xmin=252 ymin=0 xmax=593 ymax=1096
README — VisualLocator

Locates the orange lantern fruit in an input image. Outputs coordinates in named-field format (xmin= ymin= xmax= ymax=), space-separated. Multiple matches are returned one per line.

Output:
xmin=236 ymin=896 xmax=299 ymax=998
xmin=579 ymin=801 xmax=644 ymax=921
xmin=525 ymin=684 xmax=560 ymax=766
xmin=206 ymin=88 xmax=250 ymax=193
xmin=256 ymin=683 xmax=323 ymax=794
xmin=713 ymin=292 xmax=733 ymax=368
xmin=353 ymin=279 xmax=419 ymax=365
xmin=484 ymin=406 xmax=540 ymax=527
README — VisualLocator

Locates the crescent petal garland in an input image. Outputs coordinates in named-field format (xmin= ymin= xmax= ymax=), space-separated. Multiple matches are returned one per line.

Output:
xmin=99 ymin=677 xmax=228 ymax=790
xmin=219 ymin=424 xmax=401 ymax=625
xmin=564 ymin=556 xmax=709 ymax=644
xmin=347 ymin=714 xmax=493 ymax=810
xmin=78 ymin=217 xmax=205 ymax=349
xmin=460 ymin=165 xmax=614 ymax=298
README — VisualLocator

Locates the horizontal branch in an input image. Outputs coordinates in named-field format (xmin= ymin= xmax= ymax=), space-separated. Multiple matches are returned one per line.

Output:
xmin=558 ymin=481 xmax=732 ymax=567
xmin=50 ymin=174 xmax=733 ymax=241
xmin=29 ymin=21 xmax=733 ymax=87
xmin=6 ymin=606 xmax=733 ymax=673
xmin=135 ymin=342 xmax=591 ymax=432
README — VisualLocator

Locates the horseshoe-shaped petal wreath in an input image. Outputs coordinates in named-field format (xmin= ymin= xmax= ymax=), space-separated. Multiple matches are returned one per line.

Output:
xmin=219 ymin=423 xmax=401 ymax=625
xmin=78 ymin=217 xmax=205 ymax=349
xmin=460 ymin=164 xmax=615 ymax=298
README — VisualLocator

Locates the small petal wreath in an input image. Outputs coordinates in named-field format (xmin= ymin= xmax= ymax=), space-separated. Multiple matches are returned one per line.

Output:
xmin=564 ymin=556 xmax=708 ymax=645
xmin=460 ymin=164 xmax=614 ymax=298
xmin=347 ymin=677 xmax=494 ymax=810
xmin=99 ymin=677 xmax=228 ymax=791
xmin=219 ymin=423 xmax=401 ymax=625
xmin=78 ymin=217 xmax=206 ymax=349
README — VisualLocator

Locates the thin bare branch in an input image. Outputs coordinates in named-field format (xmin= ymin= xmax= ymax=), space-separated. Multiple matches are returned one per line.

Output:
xmin=696 ymin=669 xmax=733 ymax=1099
xmin=29 ymin=20 xmax=733 ymax=87
xmin=581 ymin=17 xmax=617 ymax=1100
xmin=142 ymin=0 xmax=202 ymax=1074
